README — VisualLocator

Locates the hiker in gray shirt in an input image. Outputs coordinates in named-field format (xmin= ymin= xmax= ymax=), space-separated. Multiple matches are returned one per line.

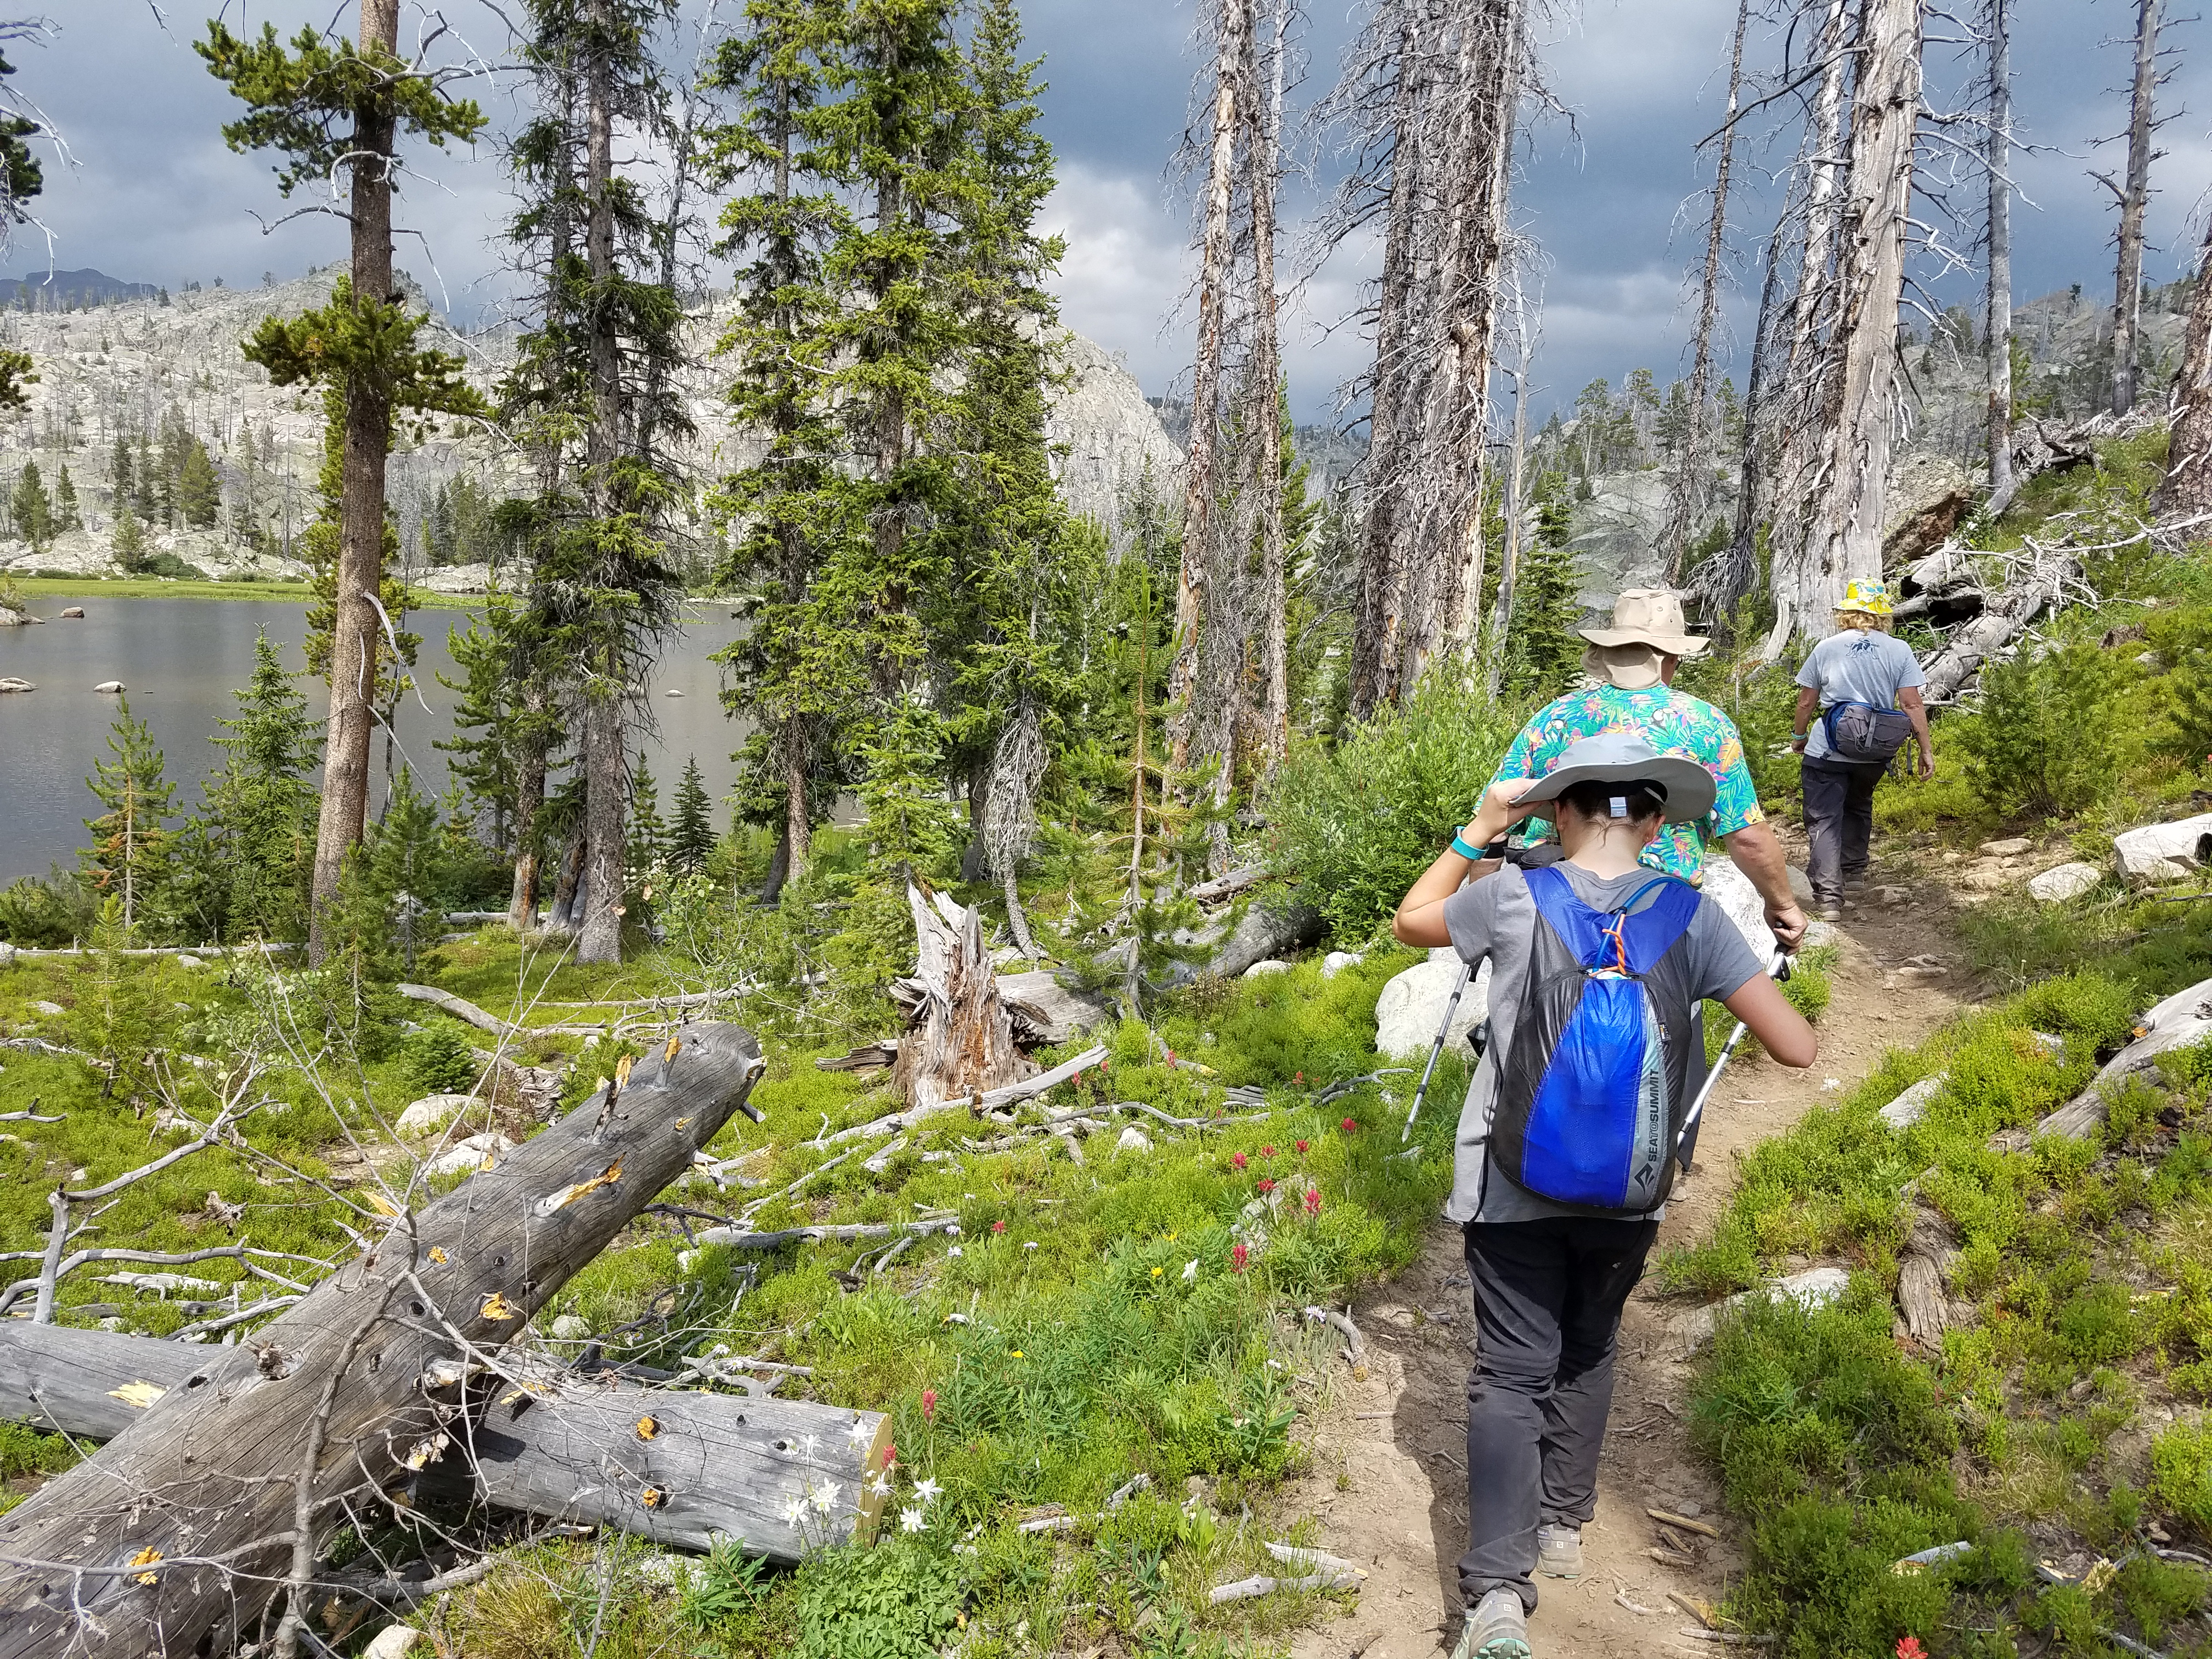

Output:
xmin=1790 ymin=580 xmax=1934 ymax=920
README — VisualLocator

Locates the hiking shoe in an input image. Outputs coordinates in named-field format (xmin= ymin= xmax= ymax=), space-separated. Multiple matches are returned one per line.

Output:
xmin=1451 ymin=1589 xmax=1533 ymax=1659
xmin=1816 ymin=904 xmax=1843 ymax=922
xmin=1535 ymin=1523 xmax=1583 ymax=1579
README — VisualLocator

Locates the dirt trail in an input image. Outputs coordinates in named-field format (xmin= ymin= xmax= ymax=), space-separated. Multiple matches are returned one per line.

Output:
xmin=1285 ymin=868 xmax=1973 ymax=1659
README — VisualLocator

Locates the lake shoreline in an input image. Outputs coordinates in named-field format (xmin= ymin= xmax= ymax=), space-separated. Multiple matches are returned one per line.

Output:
xmin=6 ymin=577 xmax=479 ymax=610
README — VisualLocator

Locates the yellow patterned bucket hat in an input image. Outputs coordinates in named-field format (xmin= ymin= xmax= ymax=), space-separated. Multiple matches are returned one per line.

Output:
xmin=1839 ymin=580 xmax=1893 ymax=617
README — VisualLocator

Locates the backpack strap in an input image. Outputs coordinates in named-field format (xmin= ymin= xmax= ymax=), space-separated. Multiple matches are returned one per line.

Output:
xmin=1526 ymin=864 xmax=1699 ymax=975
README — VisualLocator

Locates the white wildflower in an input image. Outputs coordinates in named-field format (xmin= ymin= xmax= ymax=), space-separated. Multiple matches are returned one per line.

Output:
xmin=781 ymin=1495 xmax=807 ymax=1527
xmin=1181 ymin=1259 xmax=1198 ymax=1282
xmin=912 ymin=1477 xmax=942 ymax=1504
xmin=845 ymin=1417 xmax=874 ymax=1446
xmin=801 ymin=1432 xmax=820 ymax=1457
xmin=867 ymin=1472 xmax=893 ymax=1498
xmin=900 ymin=1506 xmax=926 ymax=1533
xmin=1023 ymin=1240 xmax=1038 ymax=1251
xmin=947 ymin=1246 xmax=963 ymax=1259
xmin=811 ymin=1480 xmax=839 ymax=1514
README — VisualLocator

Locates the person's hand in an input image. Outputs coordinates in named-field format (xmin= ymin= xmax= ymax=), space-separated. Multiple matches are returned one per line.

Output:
xmin=1464 ymin=778 xmax=1537 ymax=848
xmin=1916 ymin=748 xmax=1934 ymax=781
xmin=1789 ymin=735 xmax=1808 ymax=753
xmin=1767 ymin=900 xmax=1808 ymax=951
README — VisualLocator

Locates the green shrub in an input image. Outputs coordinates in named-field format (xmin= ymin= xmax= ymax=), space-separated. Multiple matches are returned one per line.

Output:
xmin=2152 ymin=1420 xmax=2212 ymax=1536
xmin=401 ymin=1020 xmax=480 ymax=1096
xmin=0 ymin=868 xmax=94 ymax=948
xmin=1951 ymin=643 xmax=2138 ymax=819
xmin=1266 ymin=668 xmax=1528 ymax=943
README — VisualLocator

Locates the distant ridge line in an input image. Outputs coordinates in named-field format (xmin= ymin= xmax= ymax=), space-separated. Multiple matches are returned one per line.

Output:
xmin=0 ymin=268 xmax=160 ymax=306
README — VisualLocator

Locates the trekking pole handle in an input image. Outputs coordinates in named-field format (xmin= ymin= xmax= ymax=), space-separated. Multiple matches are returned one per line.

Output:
xmin=1676 ymin=950 xmax=1792 ymax=1155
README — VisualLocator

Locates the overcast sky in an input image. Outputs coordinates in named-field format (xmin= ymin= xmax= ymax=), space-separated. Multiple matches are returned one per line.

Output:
xmin=17 ymin=0 xmax=2212 ymax=426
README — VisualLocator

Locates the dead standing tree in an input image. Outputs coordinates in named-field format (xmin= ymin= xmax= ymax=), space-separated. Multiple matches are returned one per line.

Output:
xmin=0 ymin=1024 xmax=786 ymax=1658
xmin=2095 ymin=0 xmax=2170 ymax=417
xmin=1664 ymin=0 xmax=1753 ymax=583
xmin=1786 ymin=0 xmax=1925 ymax=635
xmin=1985 ymin=0 xmax=2015 ymax=507
xmin=2163 ymin=211 xmax=2212 ymax=512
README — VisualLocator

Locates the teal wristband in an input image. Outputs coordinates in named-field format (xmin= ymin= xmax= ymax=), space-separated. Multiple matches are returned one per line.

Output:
xmin=1451 ymin=835 xmax=1485 ymax=861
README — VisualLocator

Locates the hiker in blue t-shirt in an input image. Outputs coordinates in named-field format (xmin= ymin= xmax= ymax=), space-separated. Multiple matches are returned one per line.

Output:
xmin=1393 ymin=733 xmax=1816 ymax=1659
xmin=1790 ymin=580 xmax=1934 ymax=921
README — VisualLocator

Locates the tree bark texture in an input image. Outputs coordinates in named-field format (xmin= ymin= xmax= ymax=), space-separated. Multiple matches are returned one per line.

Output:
xmin=306 ymin=0 xmax=401 ymax=963
xmin=507 ymin=684 xmax=548 ymax=934
xmin=0 ymin=1023 xmax=770 ymax=1656
xmin=1346 ymin=3 xmax=1426 ymax=723
xmin=1485 ymin=270 xmax=1532 ymax=694
xmin=2109 ymin=0 xmax=2162 ymax=416
xmin=1796 ymin=0 xmax=1922 ymax=629
xmin=578 ymin=0 xmax=627 ymax=965
xmin=890 ymin=885 xmax=1032 ymax=1111
xmin=1985 ymin=0 xmax=2014 ymax=505
xmin=1169 ymin=0 xmax=1252 ymax=769
xmin=0 ymin=1321 xmax=887 ymax=1562
xmin=2163 ymin=217 xmax=2212 ymax=514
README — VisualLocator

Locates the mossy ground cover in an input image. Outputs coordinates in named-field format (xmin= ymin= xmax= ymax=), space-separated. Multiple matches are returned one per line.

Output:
xmin=0 ymin=923 xmax=1481 ymax=1656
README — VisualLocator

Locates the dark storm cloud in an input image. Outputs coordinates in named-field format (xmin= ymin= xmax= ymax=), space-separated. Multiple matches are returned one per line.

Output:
xmin=16 ymin=0 xmax=2212 ymax=428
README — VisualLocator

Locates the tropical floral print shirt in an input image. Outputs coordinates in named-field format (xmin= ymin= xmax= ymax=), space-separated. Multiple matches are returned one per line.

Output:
xmin=1488 ymin=684 xmax=1765 ymax=883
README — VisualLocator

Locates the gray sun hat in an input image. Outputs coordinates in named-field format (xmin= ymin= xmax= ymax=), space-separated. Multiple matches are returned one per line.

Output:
xmin=1508 ymin=732 xmax=1717 ymax=826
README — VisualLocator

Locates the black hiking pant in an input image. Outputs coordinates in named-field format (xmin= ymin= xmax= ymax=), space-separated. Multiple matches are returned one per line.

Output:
xmin=1457 ymin=1215 xmax=1660 ymax=1615
xmin=1801 ymin=754 xmax=1887 ymax=905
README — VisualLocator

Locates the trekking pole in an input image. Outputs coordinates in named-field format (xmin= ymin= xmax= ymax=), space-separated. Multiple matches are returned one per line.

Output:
xmin=1401 ymin=960 xmax=1476 ymax=1143
xmin=1673 ymin=949 xmax=1791 ymax=1161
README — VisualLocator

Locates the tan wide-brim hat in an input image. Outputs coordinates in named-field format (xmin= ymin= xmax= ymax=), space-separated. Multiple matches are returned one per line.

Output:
xmin=1579 ymin=588 xmax=1709 ymax=657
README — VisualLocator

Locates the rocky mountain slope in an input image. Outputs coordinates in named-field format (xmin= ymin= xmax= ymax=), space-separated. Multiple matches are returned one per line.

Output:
xmin=0 ymin=267 xmax=1182 ymax=588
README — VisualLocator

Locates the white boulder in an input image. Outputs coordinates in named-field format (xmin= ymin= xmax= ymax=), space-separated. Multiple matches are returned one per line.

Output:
xmin=396 ymin=1093 xmax=475 ymax=1137
xmin=92 ymin=680 xmax=125 ymax=693
xmin=1243 ymin=959 xmax=1291 ymax=978
xmin=0 ymin=675 xmax=33 ymax=691
xmin=363 ymin=1628 xmax=425 ymax=1659
xmin=1374 ymin=948 xmax=1491 ymax=1058
xmin=1115 ymin=1126 xmax=1153 ymax=1155
xmin=1701 ymin=857 xmax=1779 ymax=961
xmin=1321 ymin=950 xmax=1364 ymax=980
xmin=550 ymin=1313 xmax=590 ymax=1340
xmin=1785 ymin=864 xmax=1814 ymax=903
xmin=31 ymin=1000 xmax=63 ymax=1017
xmin=425 ymin=1133 xmax=514 ymax=1178
xmin=1979 ymin=837 xmax=2033 ymax=857
xmin=174 ymin=953 xmax=205 ymax=969
xmin=2113 ymin=814 xmax=2212 ymax=883
xmin=2028 ymin=861 xmax=2101 ymax=904
xmin=1672 ymin=1265 xmax=1853 ymax=1354
xmin=1877 ymin=1075 xmax=1945 ymax=1130
xmin=2038 ymin=972 xmax=2212 ymax=1141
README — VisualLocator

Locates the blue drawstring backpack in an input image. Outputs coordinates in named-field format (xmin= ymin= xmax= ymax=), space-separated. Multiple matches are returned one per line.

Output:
xmin=1489 ymin=864 xmax=1702 ymax=1213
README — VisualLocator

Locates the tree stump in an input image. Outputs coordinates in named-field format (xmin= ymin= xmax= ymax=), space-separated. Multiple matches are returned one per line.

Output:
xmin=891 ymin=884 xmax=1032 ymax=1111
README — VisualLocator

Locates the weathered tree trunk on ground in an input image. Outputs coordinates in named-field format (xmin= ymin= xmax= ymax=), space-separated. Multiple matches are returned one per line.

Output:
xmin=0 ymin=1321 xmax=887 ymax=1562
xmin=578 ymin=0 xmax=628 ymax=966
xmin=1794 ymin=0 xmax=1922 ymax=630
xmin=306 ymin=0 xmax=400 ymax=964
xmin=2163 ymin=217 xmax=2212 ymax=514
xmin=890 ymin=885 xmax=1031 ymax=1111
xmin=2107 ymin=0 xmax=2163 ymax=417
xmin=1916 ymin=546 xmax=2082 ymax=703
xmin=1666 ymin=0 xmax=1750 ymax=580
xmin=1985 ymin=0 xmax=2015 ymax=509
xmin=1168 ymin=0 xmax=1251 ymax=768
xmin=0 ymin=1024 xmax=771 ymax=1656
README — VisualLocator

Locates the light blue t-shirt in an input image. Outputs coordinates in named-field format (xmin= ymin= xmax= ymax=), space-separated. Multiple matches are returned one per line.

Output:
xmin=1796 ymin=630 xmax=1925 ymax=761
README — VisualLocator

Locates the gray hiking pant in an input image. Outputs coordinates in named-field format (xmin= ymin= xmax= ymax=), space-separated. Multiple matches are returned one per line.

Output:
xmin=1800 ymin=754 xmax=1887 ymax=905
xmin=1457 ymin=1216 xmax=1659 ymax=1615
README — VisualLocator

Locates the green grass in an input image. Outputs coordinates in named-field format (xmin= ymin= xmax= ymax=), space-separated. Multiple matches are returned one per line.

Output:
xmin=6 ymin=575 xmax=480 ymax=610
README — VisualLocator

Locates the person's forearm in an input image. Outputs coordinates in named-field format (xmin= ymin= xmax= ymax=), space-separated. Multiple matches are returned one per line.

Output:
xmin=1724 ymin=822 xmax=1798 ymax=916
xmin=1791 ymin=686 xmax=1818 ymax=739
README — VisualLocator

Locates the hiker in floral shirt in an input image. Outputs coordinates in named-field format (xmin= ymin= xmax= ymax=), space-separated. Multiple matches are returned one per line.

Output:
xmin=1486 ymin=589 xmax=1805 ymax=949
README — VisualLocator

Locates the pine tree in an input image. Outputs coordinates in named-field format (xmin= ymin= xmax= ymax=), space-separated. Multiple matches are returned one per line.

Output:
xmin=708 ymin=0 xmax=849 ymax=901
xmin=669 ymin=754 xmax=715 ymax=875
xmin=80 ymin=696 xmax=176 ymax=936
xmin=52 ymin=462 xmax=79 ymax=531
xmin=11 ymin=458 xmax=50 ymax=550
xmin=627 ymin=751 xmax=668 ymax=881
xmin=174 ymin=437 xmax=221 ymax=528
xmin=1504 ymin=471 xmax=1583 ymax=701
xmin=349 ymin=765 xmax=443 ymax=972
xmin=111 ymin=502 xmax=147 ymax=573
xmin=110 ymin=433 xmax=133 ymax=508
xmin=201 ymin=633 xmax=320 ymax=939
xmin=435 ymin=591 xmax=535 ymax=847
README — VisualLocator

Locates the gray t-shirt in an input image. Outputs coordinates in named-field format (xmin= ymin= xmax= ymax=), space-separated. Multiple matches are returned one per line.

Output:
xmin=1796 ymin=629 xmax=1926 ymax=760
xmin=1438 ymin=861 xmax=1765 ymax=1226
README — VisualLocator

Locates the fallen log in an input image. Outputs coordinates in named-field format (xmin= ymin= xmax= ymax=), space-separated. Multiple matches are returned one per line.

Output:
xmin=0 ymin=1022 xmax=874 ymax=1658
xmin=394 ymin=983 xmax=620 ymax=1040
xmin=0 ymin=1321 xmax=884 ymax=1560
xmin=1917 ymin=546 xmax=2083 ymax=704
